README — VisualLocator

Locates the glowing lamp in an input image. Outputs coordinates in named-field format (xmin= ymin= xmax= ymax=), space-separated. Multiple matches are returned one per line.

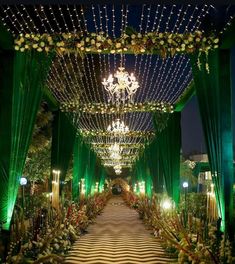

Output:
xmin=20 ymin=177 xmax=27 ymax=186
xmin=162 ymin=200 xmax=171 ymax=210
xmin=182 ymin=181 xmax=189 ymax=188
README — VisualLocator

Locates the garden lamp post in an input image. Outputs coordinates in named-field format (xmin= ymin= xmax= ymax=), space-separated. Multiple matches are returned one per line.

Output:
xmin=183 ymin=181 xmax=189 ymax=226
xmin=20 ymin=177 xmax=27 ymax=211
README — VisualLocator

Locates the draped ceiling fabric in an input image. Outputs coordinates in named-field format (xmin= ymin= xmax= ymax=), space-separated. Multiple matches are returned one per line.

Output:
xmin=51 ymin=111 xmax=76 ymax=192
xmin=153 ymin=112 xmax=182 ymax=206
xmin=0 ymin=51 xmax=52 ymax=230
xmin=190 ymin=50 xmax=234 ymax=233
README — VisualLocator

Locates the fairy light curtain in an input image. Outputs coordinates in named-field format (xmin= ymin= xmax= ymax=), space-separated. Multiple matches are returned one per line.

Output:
xmin=0 ymin=51 xmax=52 ymax=230
xmin=51 ymin=111 xmax=76 ymax=193
xmin=153 ymin=112 xmax=181 ymax=206
xmin=190 ymin=49 xmax=234 ymax=233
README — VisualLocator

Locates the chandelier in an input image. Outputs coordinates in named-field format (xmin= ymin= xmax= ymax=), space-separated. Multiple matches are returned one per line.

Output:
xmin=102 ymin=67 xmax=139 ymax=105
xmin=107 ymin=119 xmax=129 ymax=134
xmin=114 ymin=164 xmax=122 ymax=175
xmin=108 ymin=143 xmax=122 ymax=160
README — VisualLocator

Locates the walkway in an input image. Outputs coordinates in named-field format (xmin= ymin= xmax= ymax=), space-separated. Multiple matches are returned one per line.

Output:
xmin=64 ymin=196 xmax=176 ymax=264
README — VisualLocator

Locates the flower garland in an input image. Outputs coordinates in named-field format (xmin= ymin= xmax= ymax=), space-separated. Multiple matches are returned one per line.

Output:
xmin=60 ymin=101 xmax=174 ymax=114
xmin=92 ymin=143 xmax=144 ymax=149
xmin=14 ymin=31 xmax=219 ymax=56
xmin=80 ymin=129 xmax=155 ymax=138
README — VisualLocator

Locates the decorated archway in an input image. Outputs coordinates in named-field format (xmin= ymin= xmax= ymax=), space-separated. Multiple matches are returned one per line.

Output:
xmin=109 ymin=178 xmax=129 ymax=192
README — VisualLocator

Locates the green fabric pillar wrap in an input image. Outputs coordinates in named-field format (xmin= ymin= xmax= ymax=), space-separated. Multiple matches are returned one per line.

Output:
xmin=85 ymin=149 xmax=97 ymax=196
xmin=190 ymin=50 xmax=234 ymax=233
xmin=51 ymin=111 xmax=76 ymax=192
xmin=0 ymin=51 xmax=52 ymax=230
xmin=154 ymin=112 xmax=181 ymax=206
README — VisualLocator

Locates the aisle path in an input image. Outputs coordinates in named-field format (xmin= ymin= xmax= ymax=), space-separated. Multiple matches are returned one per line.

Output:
xmin=64 ymin=196 xmax=176 ymax=264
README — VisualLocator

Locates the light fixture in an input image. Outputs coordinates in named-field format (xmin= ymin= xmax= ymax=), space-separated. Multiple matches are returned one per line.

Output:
xmin=139 ymin=181 xmax=145 ymax=194
xmin=109 ymin=142 xmax=123 ymax=160
xmin=20 ymin=177 xmax=27 ymax=186
xmin=81 ymin=178 xmax=86 ymax=195
xmin=102 ymin=67 xmax=139 ymax=106
xmin=162 ymin=199 xmax=172 ymax=210
xmin=182 ymin=181 xmax=189 ymax=188
xmin=107 ymin=119 xmax=129 ymax=134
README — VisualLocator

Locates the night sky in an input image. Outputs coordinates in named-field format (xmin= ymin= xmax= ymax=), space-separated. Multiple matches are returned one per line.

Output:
xmin=181 ymin=48 xmax=235 ymax=157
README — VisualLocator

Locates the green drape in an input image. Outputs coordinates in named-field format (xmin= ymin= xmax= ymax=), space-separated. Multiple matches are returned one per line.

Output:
xmin=190 ymin=50 xmax=234 ymax=233
xmin=134 ymin=154 xmax=153 ymax=197
xmin=51 ymin=111 xmax=76 ymax=192
xmin=85 ymin=149 xmax=97 ymax=196
xmin=72 ymin=136 xmax=86 ymax=201
xmin=99 ymin=167 xmax=106 ymax=192
xmin=153 ymin=112 xmax=181 ymax=206
xmin=145 ymin=139 xmax=164 ymax=193
xmin=0 ymin=51 xmax=52 ymax=230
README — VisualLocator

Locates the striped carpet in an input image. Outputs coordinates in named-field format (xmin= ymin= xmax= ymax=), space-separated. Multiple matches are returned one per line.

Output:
xmin=64 ymin=196 xmax=176 ymax=264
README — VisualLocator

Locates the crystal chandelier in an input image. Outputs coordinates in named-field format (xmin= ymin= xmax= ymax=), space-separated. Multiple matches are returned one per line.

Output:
xmin=102 ymin=67 xmax=139 ymax=105
xmin=107 ymin=119 xmax=129 ymax=134
xmin=108 ymin=143 xmax=122 ymax=160
xmin=114 ymin=164 xmax=122 ymax=175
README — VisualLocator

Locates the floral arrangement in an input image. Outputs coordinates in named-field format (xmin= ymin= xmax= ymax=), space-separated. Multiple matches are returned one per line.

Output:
xmin=5 ymin=192 xmax=110 ymax=264
xmin=14 ymin=31 xmax=219 ymax=57
xmin=124 ymin=191 xmax=235 ymax=264
xmin=60 ymin=101 xmax=174 ymax=114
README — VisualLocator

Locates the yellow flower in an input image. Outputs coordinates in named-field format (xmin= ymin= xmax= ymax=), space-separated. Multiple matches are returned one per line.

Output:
xmin=25 ymin=33 xmax=30 ymax=38
xmin=96 ymin=43 xmax=101 ymax=47
xmin=24 ymin=44 xmax=29 ymax=49
xmin=137 ymin=33 xmax=142 ymax=38
xmin=97 ymin=35 xmax=102 ymax=41
xmin=159 ymin=33 xmax=163 ymax=38
xmin=140 ymin=48 xmax=145 ymax=52
xmin=115 ymin=43 xmax=121 ymax=48
xmin=195 ymin=38 xmax=201 ymax=42
xmin=40 ymin=42 xmax=45 ymax=47
xmin=48 ymin=36 xmax=52 ymax=42
xmin=97 ymin=49 xmax=102 ymax=52
xmin=110 ymin=50 xmax=115 ymax=54
xmin=86 ymin=47 xmax=91 ymax=51
xmin=81 ymin=40 xmax=85 ymax=46
xmin=15 ymin=46 xmax=19 ymax=51
xmin=19 ymin=37 xmax=25 ymax=43
xmin=37 ymin=47 xmax=43 ymax=52
xmin=160 ymin=40 xmax=164 ymax=45
xmin=76 ymin=43 xmax=82 ymax=48
xmin=32 ymin=43 xmax=38 ymax=49
xmin=131 ymin=34 xmax=136 ymax=39
xmin=188 ymin=36 xmax=193 ymax=42
xmin=20 ymin=47 xmax=25 ymax=52
xmin=167 ymin=39 xmax=172 ymax=44
xmin=85 ymin=37 xmax=90 ymax=42
xmin=107 ymin=39 xmax=113 ymax=45
xmin=214 ymin=38 xmax=219 ymax=43
xmin=91 ymin=39 xmax=95 ymax=45
xmin=34 ymin=37 xmax=39 ymax=41
xmin=45 ymin=47 xmax=50 ymax=52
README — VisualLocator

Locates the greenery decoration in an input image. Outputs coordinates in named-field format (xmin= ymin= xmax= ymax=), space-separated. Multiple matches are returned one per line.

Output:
xmin=80 ymin=129 xmax=155 ymax=138
xmin=14 ymin=31 xmax=219 ymax=57
xmin=60 ymin=102 xmax=174 ymax=114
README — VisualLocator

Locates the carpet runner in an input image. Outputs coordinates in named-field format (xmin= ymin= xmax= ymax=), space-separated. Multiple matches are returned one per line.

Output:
xmin=64 ymin=196 xmax=176 ymax=264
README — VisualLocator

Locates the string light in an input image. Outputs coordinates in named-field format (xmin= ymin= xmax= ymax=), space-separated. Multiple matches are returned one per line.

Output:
xmin=1 ymin=5 xmax=233 ymax=171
